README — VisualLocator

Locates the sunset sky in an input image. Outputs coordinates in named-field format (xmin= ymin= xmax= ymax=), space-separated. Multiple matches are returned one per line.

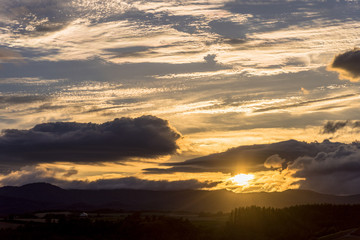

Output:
xmin=1 ymin=0 xmax=360 ymax=195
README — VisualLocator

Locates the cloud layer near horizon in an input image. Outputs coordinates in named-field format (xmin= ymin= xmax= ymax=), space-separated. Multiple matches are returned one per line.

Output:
xmin=2 ymin=138 xmax=360 ymax=194
xmin=145 ymin=140 xmax=342 ymax=174
xmin=0 ymin=165 xmax=218 ymax=190
xmin=0 ymin=115 xmax=180 ymax=169
xmin=146 ymin=140 xmax=360 ymax=195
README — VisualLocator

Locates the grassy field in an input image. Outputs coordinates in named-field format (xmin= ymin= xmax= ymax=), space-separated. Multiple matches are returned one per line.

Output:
xmin=3 ymin=210 xmax=229 ymax=227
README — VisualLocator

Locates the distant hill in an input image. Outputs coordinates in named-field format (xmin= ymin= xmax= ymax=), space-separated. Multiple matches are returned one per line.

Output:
xmin=1 ymin=183 xmax=360 ymax=215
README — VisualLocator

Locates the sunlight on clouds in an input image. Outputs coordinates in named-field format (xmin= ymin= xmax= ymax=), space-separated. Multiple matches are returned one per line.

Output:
xmin=221 ymin=169 xmax=302 ymax=193
xmin=183 ymin=98 xmax=291 ymax=115
xmin=1 ymin=0 xmax=359 ymax=70
xmin=230 ymin=173 xmax=254 ymax=186
xmin=153 ymin=69 xmax=241 ymax=80
xmin=142 ymin=171 xmax=227 ymax=183
xmin=329 ymin=67 xmax=360 ymax=82
xmin=1 ymin=0 xmax=360 ymax=75
xmin=178 ymin=127 xmax=345 ymax=157
xmin=38 ymin=158 xmax=174 ymax=182
xmin=216 ymin=21 xmax=360 ymax=75
xmin=158 ymin=91 xmax=359 ymax=117
xmin=0 ymin=164 xmax=302 ymax=193
xmin=3 ymin=17 xmax=214 ymax=63
xmin=145 ymin=1 xmax=249 ymax=23
xmin=1 ymin=0 xmax=360 ymax=193
xmin=0 ymin=77 xmax=64 ymax=85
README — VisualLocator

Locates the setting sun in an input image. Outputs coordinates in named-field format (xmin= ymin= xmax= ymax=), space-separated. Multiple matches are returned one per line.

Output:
xmin=230 ymin=174 xmax=255 ymax=186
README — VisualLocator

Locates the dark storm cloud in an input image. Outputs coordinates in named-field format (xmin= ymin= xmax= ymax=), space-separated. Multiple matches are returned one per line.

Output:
xmin=0 ymin=116 xmax=181 ymax=167
xmin=144 ymin=140 xmax=345 ymax=174
xmin=144 ymin=140 xmax=360 ymax=195
xmin=289 ymin=143 xmax=360 ymax=195
xmin=329 ymin=49 xmax=360 ymax=81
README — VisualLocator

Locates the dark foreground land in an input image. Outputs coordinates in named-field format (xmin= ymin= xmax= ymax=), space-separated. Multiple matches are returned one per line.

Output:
xmin=3 ymin=183 xmax=360 ymax=214
xmin=1 ymin=205 xmax=360 ymax=240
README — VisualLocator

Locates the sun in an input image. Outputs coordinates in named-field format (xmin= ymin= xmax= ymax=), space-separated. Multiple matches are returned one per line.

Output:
xmin=230 ymin=173 xmax=254 ymax=186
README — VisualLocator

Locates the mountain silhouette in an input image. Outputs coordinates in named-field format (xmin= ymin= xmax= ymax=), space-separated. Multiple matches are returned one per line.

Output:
xmin=1 ymin=183 xmax=360 ymax=215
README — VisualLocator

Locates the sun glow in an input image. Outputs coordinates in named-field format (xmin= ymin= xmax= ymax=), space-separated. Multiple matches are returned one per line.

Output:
xmin=230 ymin=174 xmax=255 ymax=186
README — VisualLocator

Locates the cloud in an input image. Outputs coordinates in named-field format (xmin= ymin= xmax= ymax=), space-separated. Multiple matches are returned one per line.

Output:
xmin=34 ymin=22 xmax=69 ymax=33
xmin=0 ymin=58 xmax=230 ymax=83
xmin=208 ymin=20 xmax=248 ymax=39
xmin=144 ymin=139 xmax=360 ymax=195
xmin=253 ymin=94 xmax=356 ymax=113
xmin=203 ymin=54 xmax=218 ymax=65
xmin=0 ymin=166 xmax=218 ymax=190
xmin=223 ymin=38 xmax=247 ymax=45
xmin=4 ymin=139 xmax=360 ymax=194
xmin=143 ymin=166 xmax=229 ymax=175
xmin=322 ymin=120 xmax=348 ymax=134
xmin=224 ymin=0 xmax=360 ymax=25
xmin=144 ymin=140 xmax=343 ymax=174
xmin=0 ymin=95 xmax=48 ymax=107
xmin=354 ymin=121 xmax=360 ymax=128
xmin=0 ymin=115 xmax=181 ymax=168
xmin=289 ymin=143 xmax=360 ymax=195
xmin=0 ymin=48 xmax=23 ymax=64
xmin=264 ymin=154 xmax=285 ymax=169
xmin=0 ymin=116 xmax=16 ymax=125
xmin=322 ymin=120 xmax=360 ymax=134
xmin=62 ymin=168 xmax=78 ymax=177
xmin=329 ymin=49 xmax=360 ymax=82
xmin=300 ymin=87 xmax=309 ymax=95
xmin=67 ymin=177 xmax=219 ymax=190
xmin=0 ymin=0 xmax=72 ymax=35
xmin=0 ymin=165 xmax=77 ymax=184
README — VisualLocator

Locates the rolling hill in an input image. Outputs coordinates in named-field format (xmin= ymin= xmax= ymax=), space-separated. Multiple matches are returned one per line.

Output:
xmin=1 ymin=183 xmax=360 ymax=215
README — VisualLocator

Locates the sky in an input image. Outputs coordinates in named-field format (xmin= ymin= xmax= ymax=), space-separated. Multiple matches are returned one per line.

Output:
xmin=1 ymin=0 xmax=360 ymax=195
